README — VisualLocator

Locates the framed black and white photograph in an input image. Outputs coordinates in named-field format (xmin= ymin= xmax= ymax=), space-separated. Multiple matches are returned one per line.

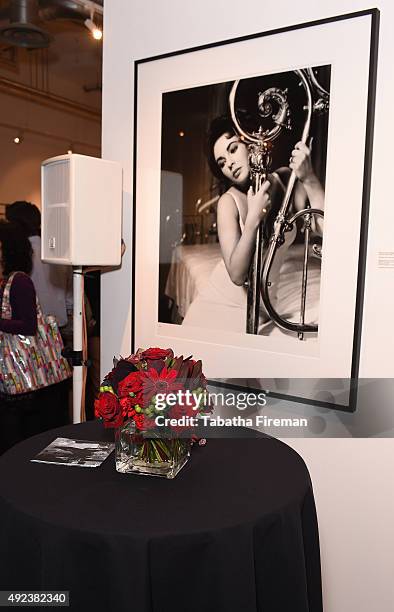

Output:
xmin=133 ymin=10 xmax=379 ymax=410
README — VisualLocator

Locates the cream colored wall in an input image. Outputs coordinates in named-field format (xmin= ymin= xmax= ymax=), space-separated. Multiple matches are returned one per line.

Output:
xmin=101 ymin=1 xmax=394 ymax=610
xmin=288 ymin=438 xmax=394 ymax=611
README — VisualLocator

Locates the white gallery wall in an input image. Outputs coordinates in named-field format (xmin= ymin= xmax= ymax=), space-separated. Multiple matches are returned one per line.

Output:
xmin=101 ymin=1 xmax=394 ymax=610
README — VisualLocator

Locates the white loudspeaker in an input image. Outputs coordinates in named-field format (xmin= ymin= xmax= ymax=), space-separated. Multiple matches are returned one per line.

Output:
xmin=41 ymin=153 xmax=122 ymax=265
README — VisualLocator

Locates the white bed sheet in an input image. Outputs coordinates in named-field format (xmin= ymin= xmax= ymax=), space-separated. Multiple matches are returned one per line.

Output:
xmin=165 ymin=243 xmax=222 ymax=318
xmin=165 ymin=242 xmax=321 ymax=328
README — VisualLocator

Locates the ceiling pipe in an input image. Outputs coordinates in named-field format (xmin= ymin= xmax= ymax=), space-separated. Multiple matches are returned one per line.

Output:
xmin=9 ymin=0 xmax=39 ymax=23
xmin=38 ymin=0 xmax=103 ymax=22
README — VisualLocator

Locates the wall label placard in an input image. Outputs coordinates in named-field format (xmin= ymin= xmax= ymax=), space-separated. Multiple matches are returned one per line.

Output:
xmin=378 ymin=252 xmax=394 ymax=268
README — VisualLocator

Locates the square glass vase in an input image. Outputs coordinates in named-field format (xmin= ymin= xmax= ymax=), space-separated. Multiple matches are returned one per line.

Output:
xmin=115 ymin=420 xmax=192 ymax=479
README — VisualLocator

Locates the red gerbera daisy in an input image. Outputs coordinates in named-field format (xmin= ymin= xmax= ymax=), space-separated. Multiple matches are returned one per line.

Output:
xmin=141 ymin=367 xmax=184 ymax=400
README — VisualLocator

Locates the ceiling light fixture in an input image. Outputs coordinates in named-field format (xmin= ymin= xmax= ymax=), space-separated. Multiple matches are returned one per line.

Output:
xmin=0 ymin=0 xmax=52 ymax=49
xmin=84 ymin=18 xmax=102 ymax=40
xmin=13 ymin=132 xmax=23 ymax=144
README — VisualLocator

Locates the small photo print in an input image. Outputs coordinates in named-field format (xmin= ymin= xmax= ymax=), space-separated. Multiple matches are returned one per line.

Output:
xmin=31 ymin=437 xmax=115 ymax=468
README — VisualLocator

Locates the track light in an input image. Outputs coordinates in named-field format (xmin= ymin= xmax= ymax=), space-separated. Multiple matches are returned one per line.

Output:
xmin=13 ymin=132 xmax=23 ymax=144
xmin=84 ymin=18 xmax=102 ymax=40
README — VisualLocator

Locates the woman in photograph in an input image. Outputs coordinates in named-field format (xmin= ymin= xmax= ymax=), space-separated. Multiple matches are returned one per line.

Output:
xmin=182 ymin=115 xmax=324 ymax=334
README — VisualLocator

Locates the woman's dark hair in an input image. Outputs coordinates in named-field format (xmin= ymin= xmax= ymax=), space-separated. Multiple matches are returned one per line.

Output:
xmin=206 ymin=115 xmax=283 ymax=244
xmin=206 ymin=115 xmax=241 ymax=193
xmin=0 ymin=221 xmax=33 ymax=276
xmin=5 ymin=201 xmax=41 ymax=237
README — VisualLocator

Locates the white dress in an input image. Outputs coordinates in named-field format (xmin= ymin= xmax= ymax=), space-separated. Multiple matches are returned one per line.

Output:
xmin=182 ymin=177 xmax=297 ymax=334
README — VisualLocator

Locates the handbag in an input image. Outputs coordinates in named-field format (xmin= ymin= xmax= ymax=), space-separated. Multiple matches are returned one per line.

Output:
xmin=0 ymin=272 xmax=72 ymax=395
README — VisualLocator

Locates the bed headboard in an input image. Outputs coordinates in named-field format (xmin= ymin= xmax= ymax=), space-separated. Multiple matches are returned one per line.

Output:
xmin=182 ymin=215 xmax=203 ymax=244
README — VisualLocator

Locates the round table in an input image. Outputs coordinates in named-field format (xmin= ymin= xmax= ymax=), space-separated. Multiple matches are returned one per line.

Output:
xmin=0 ymin=421 xmax=322 ymax=612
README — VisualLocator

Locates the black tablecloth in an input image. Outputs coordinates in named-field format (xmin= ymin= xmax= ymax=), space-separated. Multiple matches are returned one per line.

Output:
xmin=0 ymin=421 xmax=322 ymax=612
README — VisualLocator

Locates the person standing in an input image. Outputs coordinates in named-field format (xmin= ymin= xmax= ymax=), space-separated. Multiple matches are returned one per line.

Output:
xmin=5 ymin=201 xmax=73 ymax=340
xmin=0 ymin=222 xmax=70 ymax=453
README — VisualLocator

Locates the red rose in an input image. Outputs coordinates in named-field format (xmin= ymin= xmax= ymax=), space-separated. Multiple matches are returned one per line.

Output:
xmin=118 ymin=371 xmax=143 ymax=398
xmin=141 ymin=347 xmax=174 ymax=361
xmin=94 ymin=392 xmax=123 ymax=428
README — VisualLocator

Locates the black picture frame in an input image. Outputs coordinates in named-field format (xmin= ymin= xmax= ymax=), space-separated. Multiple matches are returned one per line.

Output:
xmin=132 ymin=9 xmax=380 ymax=412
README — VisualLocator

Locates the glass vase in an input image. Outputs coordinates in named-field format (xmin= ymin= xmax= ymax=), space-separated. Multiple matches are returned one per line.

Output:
xmin=115 ymin=419 xmax=192 ymax=479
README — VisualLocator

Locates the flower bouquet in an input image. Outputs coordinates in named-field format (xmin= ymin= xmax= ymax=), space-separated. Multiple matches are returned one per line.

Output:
xmin=95 ymin=347 xmax=212 ymax=478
